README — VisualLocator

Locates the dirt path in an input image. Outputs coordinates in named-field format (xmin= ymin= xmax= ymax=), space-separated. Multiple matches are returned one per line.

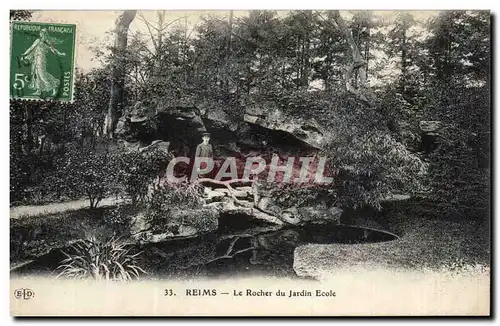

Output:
xmin=10 ymin=197 xmax=123 ymax=219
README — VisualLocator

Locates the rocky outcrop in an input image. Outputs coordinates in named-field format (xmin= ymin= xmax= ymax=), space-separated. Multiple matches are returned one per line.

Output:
xmin=199 ymin=179 xmax=342 ymax=226
xmin=116 ymin=100 xmax=326 ymax=156
xmin=131 ymin=207 xmax=218 ymax=244
xmin=138 ymin=140 xmax=170 ymax=154
xmin=114 ymin=101 xmax=341 ymax=228
xmin=115 ymin=101 xmax=206 ymax=147
xmin=244 ymin=106 xmax=326 ymax=149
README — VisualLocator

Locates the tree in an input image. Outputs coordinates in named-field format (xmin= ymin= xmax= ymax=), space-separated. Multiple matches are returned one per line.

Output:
xmin=330 ymin=10 xmax=377 ymax=106
xmin=105 ymin=10 xmax=137 ymax=137
xmin=421 ymin=11 xmax=490 ymax=219
xmin=62 ymin=149 xmax=118 ymax=208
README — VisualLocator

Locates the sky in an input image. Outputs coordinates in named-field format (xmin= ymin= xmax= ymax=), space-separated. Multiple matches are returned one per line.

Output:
xmin=32 ymin=10 xmax=241 ymax=71
xmin=31 ymin=10 xmax=439 ymax=72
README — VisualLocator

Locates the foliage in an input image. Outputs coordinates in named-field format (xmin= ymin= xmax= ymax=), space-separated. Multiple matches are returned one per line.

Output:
xmin=114 ymin=148 xmax=172 ymax=204
xmin=103 ymin=205 xmax=135 ymax=235
xmin=10 ymin=10 xmax=33 ymax=21
xmin=270 ymin=183 xmax=336 ymax=209
xmin=61 ymin=148 xmax=119 ymax=208
xmin=419 ymin=11 xmax=490 ymax=219
xmin=56 ymin=236 xmax=145 ymax=281
xmin=425 ymin=141 xmax=489 ymax=219
xmin=144 ymin=182 xmax=204 ymax=233
xmin=163 ymin=182 xmax=205 ymax=207
xmin=324 ymin=124 xmax=427 ymax=209
xmin=423 ymin=86 xmax=490 ymax=220
xmin=9 ymin=70 xmax=110 ymax=205
xmin=10 ymin=10 xmax=491 ymax=221
xmin=144 ymin=186 xmax=172 ymax=234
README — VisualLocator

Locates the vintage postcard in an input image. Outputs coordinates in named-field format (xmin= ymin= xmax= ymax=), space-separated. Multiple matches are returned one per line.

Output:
xmin=9 ymin=9 xmax=491 ymax=316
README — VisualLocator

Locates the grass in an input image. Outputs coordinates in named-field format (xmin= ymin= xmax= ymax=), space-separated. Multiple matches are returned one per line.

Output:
xmin=294 ymin=200 xmax=490 ymax=277
xmin=10 ymin=204 xmax=141 ymax=266
xmin=56 ymin=236 xmax=146 ymax=281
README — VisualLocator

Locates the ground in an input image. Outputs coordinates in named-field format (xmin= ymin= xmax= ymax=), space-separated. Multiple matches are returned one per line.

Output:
xmin=10 ymin=196 xmax=122 ymax=219
xmin=294 ymin=200 xmax=490 ymax=279
xmin=10 ymin=204 xmax=137 ymax=268
xmin=10 ymin=198 xmax=490 ymax=278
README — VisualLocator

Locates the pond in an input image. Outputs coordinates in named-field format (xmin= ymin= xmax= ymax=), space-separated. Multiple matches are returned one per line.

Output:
xmin=11 ymin=214 xmax=398 ymax=279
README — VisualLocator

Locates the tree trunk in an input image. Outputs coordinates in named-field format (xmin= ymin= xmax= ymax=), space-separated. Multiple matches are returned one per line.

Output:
xmin=105 ymin=10 xmax=136 ymax=137
xmin=225 ymin=10 xmax=234 ymax=95
xmin=331 ymin=10 xmax=377 ymax=107
xmin=227 ymin=10 xmax=233 ymax=55
xmin=365 ymin=24 xmax=370 ymax=75
xmin=24 ymin=105 xmax=33 ymax=154
xmin=39 ymin=136 xmax=45 ymax=156
xmin=296 ymin=36 xmax=301 ymax=89
xmin=184 ymin=16 xmax=189 ymax=84
xmin=400 ymin=23 xmax=407 ymax=94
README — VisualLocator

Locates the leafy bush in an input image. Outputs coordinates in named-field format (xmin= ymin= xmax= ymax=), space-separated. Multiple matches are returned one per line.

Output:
xmin=162 ymin=182 xmax=205 ymax=208
xmin=269 ymin=183 xmax=336 ymax=209
xmin=424 ymin=138 xmax=489 ymax=220
xmin=10 ymin=148 xmax=70 ymax=205
xmin=115 ymin=148 xmax=171 ymax=204
xmin=9 ymin=148 xmax=30 ymax=204
xmin=321 ymin=105 xmax=427 ymax=209
xmin=61 ymin=149 xmax=119 ymax=208
xmin=144 ymin=196 xmax=172 ymax=234
xmin=103 ymin=205 xmax=135 ymax=236
xmin=144 ymin=182 xmax=204 ymax=233
xmin=56 ymin=236 xmax=145 ymax=281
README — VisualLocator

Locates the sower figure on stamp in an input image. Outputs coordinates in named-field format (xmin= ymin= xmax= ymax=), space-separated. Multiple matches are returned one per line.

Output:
xmin=195 ymin=132 xmax=214 ymax=178
xmin=21 ymin=28 xmax=66 ymax=97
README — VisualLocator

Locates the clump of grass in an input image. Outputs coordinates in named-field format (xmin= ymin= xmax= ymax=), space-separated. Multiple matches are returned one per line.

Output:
xmin=56 ymin=236 xmax=145 ymax=281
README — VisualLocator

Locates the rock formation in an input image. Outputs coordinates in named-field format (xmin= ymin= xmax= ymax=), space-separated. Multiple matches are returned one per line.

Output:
xmin=116 ymin=100 xmax=343 ymax=232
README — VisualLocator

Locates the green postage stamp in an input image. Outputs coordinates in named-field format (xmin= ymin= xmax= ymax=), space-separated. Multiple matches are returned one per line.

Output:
xmin=10 ymin=21 xmax=76 ymax=102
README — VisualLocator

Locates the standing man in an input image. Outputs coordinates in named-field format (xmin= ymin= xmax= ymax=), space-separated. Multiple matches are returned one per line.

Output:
xmin=194 ymin=132 xmax=214 ymax=178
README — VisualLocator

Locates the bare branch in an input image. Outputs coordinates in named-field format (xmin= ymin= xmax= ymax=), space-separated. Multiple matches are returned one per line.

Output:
xmin=206 ymin=246 xmax=255 ymax=264
xmin=225 ymin=237 xmax=239 ymax=256
xmin=161 ymin=16 xmax=188 ymax=31
xmin=138 ymin=12 xmax=158 ymax=50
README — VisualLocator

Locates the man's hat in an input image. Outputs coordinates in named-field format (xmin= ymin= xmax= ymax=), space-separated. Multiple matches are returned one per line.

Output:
xmin=202 ymin=132 xmax=211 ymax=137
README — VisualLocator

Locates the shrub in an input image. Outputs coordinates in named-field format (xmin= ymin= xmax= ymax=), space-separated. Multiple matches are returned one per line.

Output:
xmin=114 ymin=148 xmax=171 ymax=204
xmin=102 ymin=205 xmax=135 ymax=236
xmin=322 ymin=114 xmax=427 ymax=209
xmin=10 ymin=149 xmax=69 ymax=205
xmin=269 ymin=183 xmax=336 ymax=209
xmin=61 ymin=149 xmax=119 ymax=208
xmin=56 ymin=236 xmax=145 ymax=281
xmin=244 ymin=90 xmax=426 ymax=210
xmin=421 ymin=85 xmax=490 ymax=221
xmin=144 ymin=182 xmax=204 ymax=233
xmin=424 ymin=139 xmax=489 ymax=220
xmin=162 ymin=182 xmax=204 ymax=208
